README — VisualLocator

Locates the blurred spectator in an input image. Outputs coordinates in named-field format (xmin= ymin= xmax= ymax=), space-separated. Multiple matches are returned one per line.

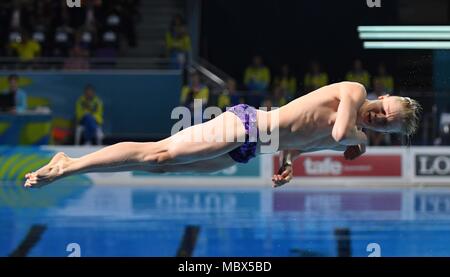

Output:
xmin=217 ymin=78 xmax=243 ymax=110
xmin=304 ymin=61 xmax=329 ymax=92
xmin=244 ymin=55 xmax=271 ymax=92
xmin=244 ymin=55 xmax=270 ymax=107
xmin=180 ymin=71 xmax=209 ymax=111
xmin=373 ymin=63 xmax=394 ymax=94
xmin=168 ymin=14 xmax=186 ymax=42
xmin=0 ymin=0 xmax=140 ymax=67
xmin=346 ymin=59 xmax=371 ymax=88
xmin=274 ymin=64 xmax=297 ymax=100
xmin=8 ymin=32 xmax=41 ymax=62
xmin=166 ymin=14 xmax=191 ymax=69
xmin=1 ymin=0 xmax=140 ymax=66
xmin=1 ymin=74 xmax=27 ymax=113
xmin=75 ymin=84 xmax=104 ymax=145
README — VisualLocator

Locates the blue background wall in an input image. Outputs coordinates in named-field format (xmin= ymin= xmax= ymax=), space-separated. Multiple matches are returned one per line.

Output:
xmin=0 ymin=71 xmax=182 ymax=137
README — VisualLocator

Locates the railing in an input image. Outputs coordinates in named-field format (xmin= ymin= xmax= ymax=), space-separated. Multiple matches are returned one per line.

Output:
xmin=189 ymin=58 xmax=231 ymax=95
xmin=0 ymin=57 xmax=174 ymax=70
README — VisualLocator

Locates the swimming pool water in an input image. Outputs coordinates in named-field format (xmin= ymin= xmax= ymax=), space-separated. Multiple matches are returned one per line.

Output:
xmin=1 ymin=183 xmax=450 ymax=257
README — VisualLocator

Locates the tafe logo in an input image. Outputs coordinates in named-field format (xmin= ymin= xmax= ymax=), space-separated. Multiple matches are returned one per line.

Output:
xmin=304 ymin=157 xmax=343 ymax=175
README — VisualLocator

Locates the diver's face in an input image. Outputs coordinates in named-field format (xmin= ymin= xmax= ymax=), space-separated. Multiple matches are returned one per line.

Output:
xmin=360 ymin=95 xmax=403 ymax=133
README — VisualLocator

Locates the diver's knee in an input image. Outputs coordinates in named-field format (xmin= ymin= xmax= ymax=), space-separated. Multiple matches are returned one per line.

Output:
xmin=142 ymin=149 xmax=175 ymax=165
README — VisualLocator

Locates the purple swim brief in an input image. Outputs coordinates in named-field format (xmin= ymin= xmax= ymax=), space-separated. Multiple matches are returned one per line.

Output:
xmin=226 ymin=104 xmax=258 ymax=163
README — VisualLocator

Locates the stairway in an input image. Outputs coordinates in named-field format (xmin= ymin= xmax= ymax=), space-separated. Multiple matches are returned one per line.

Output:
xmin=126 ymin=0 xmax=185 ymax=58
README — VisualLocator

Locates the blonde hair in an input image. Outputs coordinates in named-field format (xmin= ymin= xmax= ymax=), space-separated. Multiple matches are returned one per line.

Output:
xmin=397 ymin=97 xmax=422 ymax=136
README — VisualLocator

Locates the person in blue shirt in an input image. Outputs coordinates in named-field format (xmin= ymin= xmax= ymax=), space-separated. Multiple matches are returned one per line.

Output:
xmin=4 ymin=74 xmax=27 ymax=113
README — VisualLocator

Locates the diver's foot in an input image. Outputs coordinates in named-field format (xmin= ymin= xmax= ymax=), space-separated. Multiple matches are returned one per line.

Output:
xmin=24 ymin=152 xmax=71 ymax=188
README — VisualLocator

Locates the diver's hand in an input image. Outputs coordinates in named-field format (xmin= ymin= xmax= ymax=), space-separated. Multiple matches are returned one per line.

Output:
xmin=272 ymin=163 xmax=293 ymax=188
xmin=344 ymin=144 xmax=366 ymax=160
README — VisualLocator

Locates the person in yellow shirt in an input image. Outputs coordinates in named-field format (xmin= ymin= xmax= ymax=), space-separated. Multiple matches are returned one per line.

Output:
xmin=166 ymin=23 xmax=191 ymax=69
xmin=76 ymin=85 xmax=104 ymax=145
xmin=9 ymin=33 xmax=41 ymax=62
xmin=274 ymin=64 xmax=297 ymax=100
xmin=244 ymin=55 xmax=271 ymax=107
xmin=180 ymin=71 xmax=209 ymax=111
xmin=345 ymin=59 xmax=371 ymax=88
xmin=244 ymin=55 xmax=271 ymax=92
xmin=1 ymin=74 xmax=27 ymax=113
xmin=304 ymin=61 xmax=329 ymax=93
xmin=373 ymin=63 xmax=394 ymax=94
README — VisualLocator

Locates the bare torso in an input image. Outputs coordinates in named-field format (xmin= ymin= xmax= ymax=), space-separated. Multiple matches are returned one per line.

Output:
xmin=257 ymin=83 xmax=348 ymax=153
